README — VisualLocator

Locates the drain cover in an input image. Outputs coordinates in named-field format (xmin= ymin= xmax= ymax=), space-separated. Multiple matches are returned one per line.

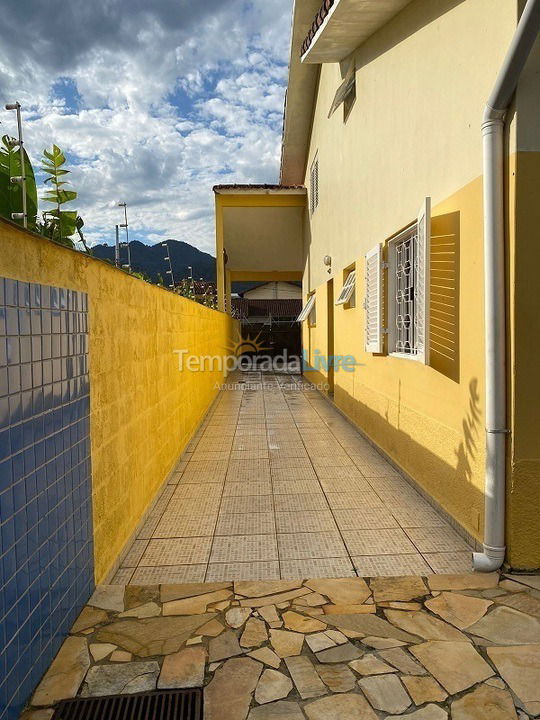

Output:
xmin=52 ymin=689 xmax=203 ymax=720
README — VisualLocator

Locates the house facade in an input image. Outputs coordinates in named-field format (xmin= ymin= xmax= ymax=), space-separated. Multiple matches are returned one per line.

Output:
xmin=216 ymin=0 xmax=540 ymax=569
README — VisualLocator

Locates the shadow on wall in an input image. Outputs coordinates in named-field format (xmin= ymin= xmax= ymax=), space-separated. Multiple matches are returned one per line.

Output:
xmin=430 ymin=211 xmax=460 ymax=383
xmin=333 ymin=376 xmax=483 ymax=546
xmin=455 ymin=377 xmax=482 ymax=485
xmin=353 ymin=0 xmax=468 ymax=72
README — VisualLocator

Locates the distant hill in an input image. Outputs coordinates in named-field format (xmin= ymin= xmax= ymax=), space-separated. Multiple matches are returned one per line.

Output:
xmin=92 ymin=239 xmax=216 ymax=284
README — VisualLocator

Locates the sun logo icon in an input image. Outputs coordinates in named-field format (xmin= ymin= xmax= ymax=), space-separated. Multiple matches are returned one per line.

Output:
xmin=227 ymin=328 xmax=269 ymax=356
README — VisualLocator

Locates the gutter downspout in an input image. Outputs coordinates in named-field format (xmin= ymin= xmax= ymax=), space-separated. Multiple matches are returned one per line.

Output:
xmin=473 ymin=0 xmax=540 ymax=572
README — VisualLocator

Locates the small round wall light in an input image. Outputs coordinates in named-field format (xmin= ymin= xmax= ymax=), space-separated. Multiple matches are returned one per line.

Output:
xmin=323 ymin=255 xmax=332 ymax=273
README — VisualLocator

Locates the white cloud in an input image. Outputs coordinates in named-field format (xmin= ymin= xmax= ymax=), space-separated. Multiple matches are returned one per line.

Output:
xmin=0 ymin=0 xmax=293 ymax=252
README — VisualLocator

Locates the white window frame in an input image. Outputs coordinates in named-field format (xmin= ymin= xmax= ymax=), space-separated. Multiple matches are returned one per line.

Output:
xmin=336 ymin=269 xmax=356 ymax=306
xmin=387 ymin=198 xmax=431 ymax=363
xmin=297 ymin=293 xmax=316 ymax=323
xmin=309 ymin=155 xmax=319 ymax=215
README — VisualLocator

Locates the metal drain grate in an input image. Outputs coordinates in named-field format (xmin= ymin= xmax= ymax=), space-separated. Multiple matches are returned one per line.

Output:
xmin=52 ymin=689 xmax=203 ymax=720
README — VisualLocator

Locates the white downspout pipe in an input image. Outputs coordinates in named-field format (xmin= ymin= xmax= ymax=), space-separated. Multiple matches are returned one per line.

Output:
xmin=473 ymin=0 xmax=540 ymax=572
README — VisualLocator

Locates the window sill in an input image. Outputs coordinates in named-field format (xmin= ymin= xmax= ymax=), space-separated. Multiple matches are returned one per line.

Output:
xmin=389 ymin=351 xmax=421 ymax=362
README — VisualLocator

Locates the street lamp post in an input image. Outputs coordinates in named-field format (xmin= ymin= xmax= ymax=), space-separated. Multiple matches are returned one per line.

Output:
xmin=118 ymin=202 xmax=131 ymax=271
xmin=115 ymin=225 xmax=120 ymax=268
xmin=161 ymin=240 xmax=175 ymax=288
xmin=5 ymin=102 xmax=27 ymax=228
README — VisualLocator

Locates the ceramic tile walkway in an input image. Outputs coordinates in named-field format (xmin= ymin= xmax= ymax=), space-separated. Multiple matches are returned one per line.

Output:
xmin=113 ymin=372 xmax=474 ymax=584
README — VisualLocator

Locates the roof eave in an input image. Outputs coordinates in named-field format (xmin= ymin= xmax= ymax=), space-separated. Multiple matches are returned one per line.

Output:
xmin=280 ymin=0 xmax=416 ymax=184
xmin=213 ymin=184 xmax=306 ymax=195
xmin=300 ymin=0 xmax=414 ymax=64
xmin=279 ymin=0 xmax=322 ymax=186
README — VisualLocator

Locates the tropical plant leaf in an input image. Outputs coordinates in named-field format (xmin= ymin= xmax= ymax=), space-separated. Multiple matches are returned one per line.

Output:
xmin=0 ymin=137 xmax=12 ymax=221
xmin=0 ymin=134 xmax=38 ymax=229
xmin=39 ymin=144 xmax=82 ymax=242
xmin=43 ymin=145 xmax=66 ymax=166
xmin=56 ymin=189 xmax=77 ymax=204
xmin=59 ymin=210 xmax=77 ymax=237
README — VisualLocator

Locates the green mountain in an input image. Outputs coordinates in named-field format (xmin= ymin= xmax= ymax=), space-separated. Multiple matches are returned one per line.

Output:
xmin=92 ymin=239 xmax=216 ymax=284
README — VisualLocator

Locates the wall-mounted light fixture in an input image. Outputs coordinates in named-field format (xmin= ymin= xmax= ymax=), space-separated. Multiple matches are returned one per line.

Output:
xmin=323 ymin=255 xmax=332 ymax=274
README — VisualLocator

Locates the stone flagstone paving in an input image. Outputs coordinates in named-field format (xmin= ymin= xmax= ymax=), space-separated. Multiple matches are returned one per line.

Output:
xmin=22 ymin=572 xmax=540 ymax=719
xmin=114 ymin=371 xmax=475 ymax=584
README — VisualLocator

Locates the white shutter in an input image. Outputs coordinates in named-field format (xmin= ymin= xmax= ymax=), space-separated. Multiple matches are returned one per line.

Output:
xmin=297 ymin=294 xmax=316 ymax=322
xmin=364 ymin=244 xmax=384 ymax=353
xmin=335 ymin=270 xmax=356 ymax=305
xmin=415 ymin=197 xmax=431 ymax=364
xmin=328 ymin=62 xmax=356 ymax=118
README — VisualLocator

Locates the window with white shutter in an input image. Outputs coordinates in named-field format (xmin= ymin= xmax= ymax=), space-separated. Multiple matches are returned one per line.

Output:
xmin=297 ymin=293 xmax=316 ymax=323
xmin=387 ymin=197 xmax=431 ymax=362
xmin=328 ymin=61 xmax=356 ymax=119
xmin=364 ymin=244 xmax=384 ymax=353
xmin=336 ymin=269 xmax=356 ymax=306
xmin=309 ymin=155 xmax=319 ymax=215
xmin=415 ymin=197 xmax=431 ymax=364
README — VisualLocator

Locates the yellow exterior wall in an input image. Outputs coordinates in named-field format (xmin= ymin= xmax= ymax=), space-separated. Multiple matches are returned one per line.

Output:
xmin=304 ymin=285 xmax=328 ymax=389
xmin=300 ymin=0 xmax=540 ymax=567
xmin=1 ymin=220 xmax=236 ymax=582
xmin=507 ymin=140 xmax=540 ymax=569
xmin=506 ymin=22 xmax=540 ymax=568
xmin=319 ymin=177 xmax=486 ymax=547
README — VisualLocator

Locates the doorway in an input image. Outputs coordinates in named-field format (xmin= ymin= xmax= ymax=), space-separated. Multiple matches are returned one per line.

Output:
xmin=327 ymin=278 xmax=335 ymax=396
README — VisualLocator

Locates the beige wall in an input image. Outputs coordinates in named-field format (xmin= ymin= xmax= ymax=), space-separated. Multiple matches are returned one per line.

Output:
xmin=304 ymin=0 xmax=517 ymax=290
xmin=515 ymin=2 xmax=540 ymax=153
xmin=224 ymin=206 xmax=304 ymax=272
xmin=243 ymin=282 xmax=302 ymax=299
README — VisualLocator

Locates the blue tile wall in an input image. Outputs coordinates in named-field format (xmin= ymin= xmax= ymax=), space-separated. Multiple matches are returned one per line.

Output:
xmin=0 ymin=278 xmax=94 ymax=720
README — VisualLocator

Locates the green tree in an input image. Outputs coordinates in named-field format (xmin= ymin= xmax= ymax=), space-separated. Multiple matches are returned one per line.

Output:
xmin=0 ymin=135 xmax=38 ymax=229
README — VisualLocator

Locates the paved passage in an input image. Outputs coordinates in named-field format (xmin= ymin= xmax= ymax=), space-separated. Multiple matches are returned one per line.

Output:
xmin=114 ymin=372 xmax=474 ymax=584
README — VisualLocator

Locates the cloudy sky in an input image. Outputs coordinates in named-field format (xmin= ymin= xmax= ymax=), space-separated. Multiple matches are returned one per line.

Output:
xmin=0 ymin=0 xmax=292 ymax=252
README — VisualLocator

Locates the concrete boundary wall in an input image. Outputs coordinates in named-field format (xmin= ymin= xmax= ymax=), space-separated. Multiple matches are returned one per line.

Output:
xmin=0 ymin=218 xmax=235 ymax=583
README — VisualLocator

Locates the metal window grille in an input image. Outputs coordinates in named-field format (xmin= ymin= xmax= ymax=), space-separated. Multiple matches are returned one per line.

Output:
xmin=392 ymin=224 xmax=419 ymax=355
xmin=310 ymin=157 xmax=319 ymax=214
xmin=336 ymin=269 xmax=356 ymax=305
